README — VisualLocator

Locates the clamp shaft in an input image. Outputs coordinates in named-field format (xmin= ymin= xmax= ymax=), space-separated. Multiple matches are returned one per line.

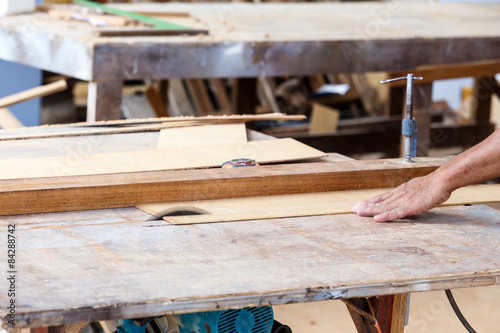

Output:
xmin=381 ymin=74 xmax=423 ymax=162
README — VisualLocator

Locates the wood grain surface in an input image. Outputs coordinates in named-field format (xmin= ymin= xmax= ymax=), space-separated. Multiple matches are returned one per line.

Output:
xmin=156 ymin=123 xmax=247 ymax=149
xmin=0 ymin=114 xmax=304 ymax=141
xmin=0 ymin=138 xmax=325 ymax=180
xmin=1 ymin=205 xmax=498 ymax=328
xmin=0 ymin=157 xmax=447 ymax=216
xmin=2 ymin=3 xmax=500 ymax=81
xmin=138 ymin=184 xmax=500 ymax=224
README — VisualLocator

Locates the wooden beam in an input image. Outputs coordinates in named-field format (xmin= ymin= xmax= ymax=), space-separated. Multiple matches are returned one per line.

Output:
xmin=0 ymin=158 xmax=447 ymax=216
xmin=387 ymin=61 xmax=500 ymax=87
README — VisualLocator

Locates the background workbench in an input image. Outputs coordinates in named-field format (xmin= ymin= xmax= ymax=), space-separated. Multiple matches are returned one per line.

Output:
xmin=0 ymin=126 xmax=499 ymax=331
xmin=1 ymin=2 xmax=500 ymax=121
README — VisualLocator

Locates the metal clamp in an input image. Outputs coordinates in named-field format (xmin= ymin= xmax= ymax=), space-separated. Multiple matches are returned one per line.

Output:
xmin=381 ymin=74 xmax=423 ymax=162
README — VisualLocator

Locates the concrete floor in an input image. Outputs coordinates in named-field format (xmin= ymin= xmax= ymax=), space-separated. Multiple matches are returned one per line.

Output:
xmin=273 ymin=285 xmax=500 ymax=332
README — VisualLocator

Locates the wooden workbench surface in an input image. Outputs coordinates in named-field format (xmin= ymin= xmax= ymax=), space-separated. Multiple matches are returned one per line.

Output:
xmin=0 ymin=126 xmax=498 ymax=328
xmin=0 ymin=205 xmax=499 ymax=328
xmin=0 ymin=2 xmax=499 ymax=80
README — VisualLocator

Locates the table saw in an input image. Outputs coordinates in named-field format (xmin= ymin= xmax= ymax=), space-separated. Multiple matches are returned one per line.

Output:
xmin=0 ymin=118 xmax=499 ymax=333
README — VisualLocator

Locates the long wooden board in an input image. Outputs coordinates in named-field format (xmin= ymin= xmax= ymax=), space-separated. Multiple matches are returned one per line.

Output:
xmin=156 ymin=123 xmax=247 ymax=149
xmin=64 ymin=113 xmax=306 ymax=128
xmin=139 ymin=185 xmax=500 ymax=224
xmin=0 ymin=138 xmax=325 ymax=180
xmin=0 ymin=114 xmax=305 ymax=141
xmin=1 ymin=205 xmax=499 ymax=328
xmin=0 ymin=157 xmax=448 ymax=216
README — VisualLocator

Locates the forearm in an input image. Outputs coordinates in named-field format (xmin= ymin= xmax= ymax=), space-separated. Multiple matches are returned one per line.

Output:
xmin=431 ymin=128 xmax=500 ymax=192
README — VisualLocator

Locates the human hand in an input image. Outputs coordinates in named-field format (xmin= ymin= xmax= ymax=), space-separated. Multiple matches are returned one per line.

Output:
xmin=352 ymin=174 xmax=452 ymax=222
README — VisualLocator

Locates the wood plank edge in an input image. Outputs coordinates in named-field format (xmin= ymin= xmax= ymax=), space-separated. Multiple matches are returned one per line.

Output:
xmin=5 ymin=274 xmax=497 ymax=329
xmin=0 ymin=164 xmax=440 ymax=216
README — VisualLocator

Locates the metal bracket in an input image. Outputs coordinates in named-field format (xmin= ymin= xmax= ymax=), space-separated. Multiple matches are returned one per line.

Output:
xmin=381 ymin=74 xmax=423 ymax=162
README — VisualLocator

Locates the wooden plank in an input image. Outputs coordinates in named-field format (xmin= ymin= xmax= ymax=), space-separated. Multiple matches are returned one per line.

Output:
xmin=350 ymin=73 xmax=382 ymax=115
xmin=74 ymin=0 xmax=191 ymax=30
xmin=0 ymin=138 xmax=325 ymax=180
xmin=47 ymin=8 xmax=131 ymax=27
xmin=95 ymin=28 xmax=208 ymax=37
xmin=129 ymin=11 xmax=190 ymax=18
xmin=309 ymin=103 xmax=340 ymax=135
xmin=156 ymin=123 xmax=247 ymax=149
xmin=0 ymin=114 xmax=305 ymax=141
xmin=141 ymin=189 xmax=389 ymax=224
xmin=390 ymin=294 xmax=408 ymax=333
xmin=0 ymin=157 xmax=446 ymax=216
xmin=0 ymin=207 xmax=152 ymax=229
xmin=0 ymin=121 xmax=210 ymax=141
xmin=0 ymin=80 xmax=67 ymax=109
xmin=62 ymin=114 xmax=306 ymax=128
xmin=387 ymin=60 xmax=500 ymax=87
xmin=138 ymin=184 xmax=500 ymax=224
xmin=4 ymin=3 xmax=500 ymax=82
xmin=1 ymin=205 xmax=499 ymax=328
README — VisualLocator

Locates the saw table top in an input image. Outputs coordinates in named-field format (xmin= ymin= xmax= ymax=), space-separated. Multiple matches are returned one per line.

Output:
xmin=0 ymin=2 xmax=499 ymax=80
xmin=0 ymin=126 xmax=498 ymax=328
xmin=0 ymin=205 xmax=499 ymax=328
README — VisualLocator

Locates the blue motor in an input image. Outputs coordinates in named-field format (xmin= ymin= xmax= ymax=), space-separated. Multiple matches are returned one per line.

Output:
xmin=175 ymin=307 xmax=274 ymax=333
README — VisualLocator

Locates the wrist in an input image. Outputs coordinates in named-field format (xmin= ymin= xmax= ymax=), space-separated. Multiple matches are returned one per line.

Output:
xmin=428 ymin=168 xmax=457 ymax=194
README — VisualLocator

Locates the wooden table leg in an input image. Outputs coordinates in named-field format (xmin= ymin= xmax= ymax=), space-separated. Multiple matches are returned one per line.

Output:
xmin=87 ymin=81 xmax=123 ymax=122
xmin=390 ymin=293 xmax=408 ymax=333
xmin=473 ymin=75 xmax=500 ymax=123
xmin=344 ymin=293 xmax=408 ymax=333
xmin=232 ymin=78 xmax=258 ymax=114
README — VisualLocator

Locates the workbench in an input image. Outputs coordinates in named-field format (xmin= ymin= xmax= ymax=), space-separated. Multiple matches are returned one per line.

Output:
xmin=0 ymin=124 xmax=499 ymax=333
xmin=1 ymin=2 xmax=500 ymax=122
